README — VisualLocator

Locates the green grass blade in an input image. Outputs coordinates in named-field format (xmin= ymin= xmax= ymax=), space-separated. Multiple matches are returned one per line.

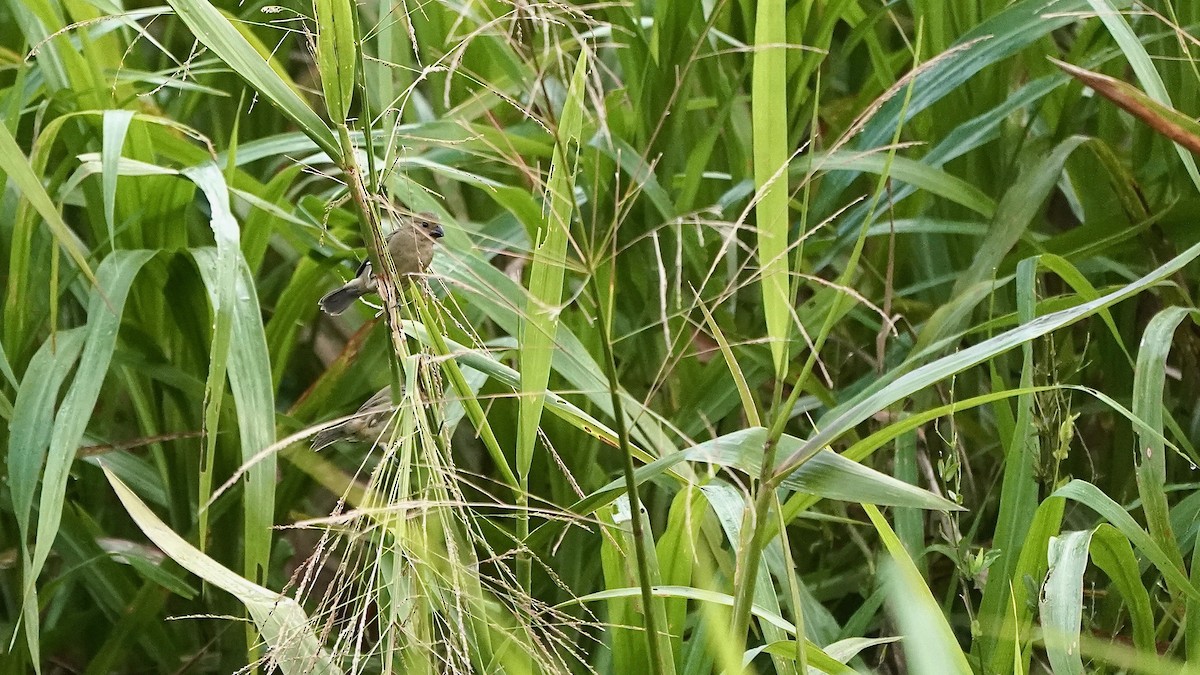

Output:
xmin=193 ymin=248 xmax=277 ymax=587
xmin=313 ymin=0 xmax=356 ymax=124
xmin=558 ymin=427 xmax=961 ymax=530
xmin=774 ymin=238 xmax=1200 ymax=480
xmin=25 ymin=250 xmax=155 ymax=661
xmin=162 ymin=0 xmax=340 ymax=158
xmin=867 ymin=504 xmax=971 ymax=674
xmin=982 ymin=497 xmax=1066 ymax=673
xmin=696 ymin=296 xmax=761 ymax=428
xmin=752 ymin=0 xmax=791 ymax=377
xmin=102 ymin=466 xmax=342 ymax=674
xmin=952 ymin=136 xmax=1088 ymax=296
xmin=1041 ymin=530 xmax=1091 ymax=675
xmin=1132 ymin=308 xmax=1193 ymax=596
xmin=443 ymin=252 xmax=683 ymax=458
xmin=518 ymin=51 xmax=587 ymax=478
xmin=1089 ymin=525 xmax=1156 ymax=654
xmin=183 ymin=163 xmax=240 ymax=554
xmin=599 ymin=501 xmax=649 ymax=673
xmin=100 ymin=110 xmax=135 ymax=249
xmin=0 ymin=122 xmax=96 ymax=287
xmin=7 ymin=328 xmax=86 ymax=664
xmin=977 ymin=255 xmax=1042 ymax=657
xmin=1053 ymin=480 xmax=1200 ymax=601
xmin=8 ymin=329 xmax=87 ymax=542
xmin=1042 ymin=525 xmax=1160 ymax=671
xmin=794 ymin=150 xmax=997 ymax=219
xmin=400 ymin=321 xmax=636 ymax=462
xmin=29 ymin=250 xmax=155 ymax=572
xmin=656 ymin=486 xmax=706 ymax=662
xmin=565 ymin=585 xmax=853 ymax=673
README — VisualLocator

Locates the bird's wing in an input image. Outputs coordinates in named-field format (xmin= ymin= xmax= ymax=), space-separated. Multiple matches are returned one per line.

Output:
xmin=353 ymin=256 xmax=372 ymax=277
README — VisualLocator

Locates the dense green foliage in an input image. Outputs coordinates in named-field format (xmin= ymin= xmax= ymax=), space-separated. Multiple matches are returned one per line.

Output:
xmin=5 ymin=0 xmax=1200 ymax=672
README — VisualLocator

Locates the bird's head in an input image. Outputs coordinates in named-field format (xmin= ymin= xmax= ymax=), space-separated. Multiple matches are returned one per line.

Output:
xmin=414 ymin=213 xmax=444 ymax=239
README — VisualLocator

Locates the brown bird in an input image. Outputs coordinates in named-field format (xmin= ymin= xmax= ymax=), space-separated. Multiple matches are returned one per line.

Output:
xmin=319 ymin=212 xmax=444 ymax=315
xmin=311 ymin=387 xmax=399 ymax=450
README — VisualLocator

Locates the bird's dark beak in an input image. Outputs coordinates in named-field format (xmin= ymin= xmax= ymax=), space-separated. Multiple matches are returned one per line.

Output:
xmin=431 ymin=225 xmax=445 ymax=239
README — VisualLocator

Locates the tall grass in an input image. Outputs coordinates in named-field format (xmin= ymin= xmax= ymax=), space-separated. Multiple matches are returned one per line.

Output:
xmin=4 ymin=0 xmax=1200 ymax=672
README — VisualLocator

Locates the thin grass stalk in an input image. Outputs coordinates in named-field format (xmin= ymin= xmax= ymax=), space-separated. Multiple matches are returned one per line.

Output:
xmin=588 ymin=272 xmax=669 ymax=675
xmin=772 ymin=491 xmax=806 ymax=672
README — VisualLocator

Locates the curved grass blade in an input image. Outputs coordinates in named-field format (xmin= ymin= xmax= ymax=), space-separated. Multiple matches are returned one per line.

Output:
xmin=102 ymin=466 xmax=341 ymax=674
xmin=100 ymin=110 xmax=135 ymax=248
xmin=1041 ymin=530 xmax=1091 ymax=675
xmin=1088 ymin=525 xmax=1155 ymax=654
xmin=29 ymin=250 xmax=155 ymax=578
xmin=553 ymin=427 xmax=960 ymax=537
xmin=868 ymin=505 xmax=971 ymax=674
xmin=162 ymin=0 xmax=339 ymax=158
xmin=1040 ymin=524 xmax=1156 ymax=673
xmin=981 ymin=496 xmax=1066 ymax=673
xmin=952 ymin=136 xmax=1089 ymax=297
xmin=1131 ymin=308 xmax=1194 ymax=599
xmin=773 ymin=238 xmax=1200 ymax=481
xmin=0 ymin=122 xmax=96 ymax=286
xmin=21 ymin=251 xmax=154 ymax=665
xmin=7 ymin=328 xmax=86 ymax=663
xmin=562 ymin=585 xmax=853 ymax=674
xmin=1053 ymin=480 xmax=1200 ymax=601
xmin=793 ymin=150 xmax=996 ymax=219
xmin=8 ymin=329 xmax=87 ymax=542
xmin=193 ymin=248 xmax=277 ymax=586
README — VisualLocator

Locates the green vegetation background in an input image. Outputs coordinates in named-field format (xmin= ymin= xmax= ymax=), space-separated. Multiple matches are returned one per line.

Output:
xmin=3 ymin=0 xmax=1200 ymax=672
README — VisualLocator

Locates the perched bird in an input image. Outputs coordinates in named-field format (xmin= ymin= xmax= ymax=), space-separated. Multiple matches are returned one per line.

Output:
xmin=319 ymin=212 xmax=444 ymax=315
xmin=311 ymin=387 xmax=399 ymax=450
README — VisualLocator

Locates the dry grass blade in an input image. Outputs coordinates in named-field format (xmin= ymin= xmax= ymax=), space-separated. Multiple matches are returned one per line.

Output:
xmin=1051 ymin=57 xmax=1200 ymax=156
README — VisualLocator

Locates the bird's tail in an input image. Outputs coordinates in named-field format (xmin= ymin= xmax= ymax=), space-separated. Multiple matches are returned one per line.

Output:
xmin=311 ymin=424 xmax=344 ymax=451
xmin=318 ymin=285 xmax=363 ymax=315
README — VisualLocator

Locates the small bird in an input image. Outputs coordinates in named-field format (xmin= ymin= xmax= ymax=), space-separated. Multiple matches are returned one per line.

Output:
xmin=311 ymin=387 xmax=399 ymax=450
xmin=319 ymin=212 xmax=444 ymax=315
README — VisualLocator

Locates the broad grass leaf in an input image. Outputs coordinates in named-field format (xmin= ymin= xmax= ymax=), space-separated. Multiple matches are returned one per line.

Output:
xmin=752 ymin=0 xmax=791 ymax=377
xmin=1131 ymin=308 xmax=1196 ymax=599
xmin=102 ymin=466 xmax=341 ymax=674
xmin=1053 ymin=480 xmax=1200 ymax=601
xmin=313 ymin=0 xmax=356 ymax=124
xmin=21 ymin=251 xmax=154 ymax=667
xmin=193 ymin=248 xmax=277 ymax=585
xmin=518 ymin=52 xmax=587 ymax=478
xmin=162 ymin=0 xmax=339 ymax=157
xmin=869 ymin=505 xmax=971 ymax=674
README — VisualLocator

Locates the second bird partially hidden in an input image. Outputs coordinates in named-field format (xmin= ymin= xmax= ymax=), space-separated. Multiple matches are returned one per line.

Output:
xmin=311 ymin=387 xmax=400 ymax=450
